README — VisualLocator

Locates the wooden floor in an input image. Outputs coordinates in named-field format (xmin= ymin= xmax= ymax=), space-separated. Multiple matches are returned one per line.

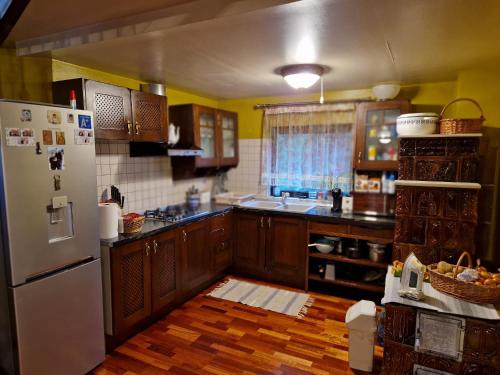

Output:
xmin=93 ymin=276 xmax=383 ymax=375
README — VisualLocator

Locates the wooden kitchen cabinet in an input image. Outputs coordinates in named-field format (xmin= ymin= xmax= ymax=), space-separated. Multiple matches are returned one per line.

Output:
xmin=210 ymin=212 xmax=233 ymax=275
xmin=52 ymin=78 xmax=168 ymax=142
xmin=130 ymin=89 xmax=168 ymax=142
xmin=233 ymin=212 xmax=266 ymax=277
xmin=179 ymin=220 xmax=212 ymax=293
xmin=265 ymin=216 xmax=307 ymax=287
xmin=169 ymin=104 xmax=239 ymax=179
xmin=111 ymin=239 xmax=151 ymax=335
xmin=354 ymin=100 xmax=411 ymax=170
xmin=150 ymin=230 xmax=181 ymax=314
xmin=110 ymin=229 xmax=181 ymax=336
xmin=233 ymin=212 xmax=307 ymax=288
xmin=217 ymin=109 xmax=239 ymax=167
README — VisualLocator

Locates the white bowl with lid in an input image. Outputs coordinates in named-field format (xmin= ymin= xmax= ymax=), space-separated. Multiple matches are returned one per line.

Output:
xmin=396 ymin=113 xmax=439 ymax=136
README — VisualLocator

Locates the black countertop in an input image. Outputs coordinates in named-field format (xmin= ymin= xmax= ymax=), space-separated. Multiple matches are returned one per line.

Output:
xmin=101 ymin=203 xmax=395 ymax=248
xmin=100 ymin=204 xmax=233 ymax=248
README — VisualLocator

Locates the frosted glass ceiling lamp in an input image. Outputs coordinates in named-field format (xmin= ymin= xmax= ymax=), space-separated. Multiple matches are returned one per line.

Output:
xmin=279 ymin=64 xmax=325 ymax=89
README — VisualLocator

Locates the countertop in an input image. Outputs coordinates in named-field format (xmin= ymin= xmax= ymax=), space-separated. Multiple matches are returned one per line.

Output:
xmin=101 ymin=203 xmax=395 ymax=248
xmin=100 ymin=204 xmax=232 ymax=248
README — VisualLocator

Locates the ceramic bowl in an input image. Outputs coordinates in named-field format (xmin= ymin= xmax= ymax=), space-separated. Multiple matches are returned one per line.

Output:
xmin=396 ymin=113 xmax=439 ymax=136
xmin=315 ymin=243 xmax=334 ymax=254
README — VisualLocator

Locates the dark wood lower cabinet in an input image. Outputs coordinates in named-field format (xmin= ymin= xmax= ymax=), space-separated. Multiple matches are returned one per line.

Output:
xmin=151 ymin=230 xmax=180 ymax=314
xmin=111 ymin=239 xmax=151 ymax=335
xmin=210 ymin=212 xmax=233 ymax=275
xmin=180 ymin=220 xmax=211 ymax=293
xmin=266 ymin=216 xmax=307 ymax=288
xmin=233 ymin=212 xmax=307 ymax=288
xmin=233 ymin=212 xmax=265 ymax=277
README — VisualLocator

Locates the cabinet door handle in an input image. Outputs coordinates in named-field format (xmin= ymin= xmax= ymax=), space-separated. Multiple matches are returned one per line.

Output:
xmin=221 ymin=241 xmax=225 ymax=250
xmin=135 ymin=122 xmax=141 ymax=135
xmin=183 ymin=230 xmax=187 ymax=242
xmin=126 ymin=121 xmax=132 ymax=135
xmin=260 ymin=217 xmax=264 ymax=228
xmin=152 ymin=240 xmax=158 ymax=254
xmin=267 ymin=217 xmax=271 ymax=228
xmin=357 ymin=151 xmax=362 ymax=164
xmin=145 ymin=242 xmax=150 ymax=256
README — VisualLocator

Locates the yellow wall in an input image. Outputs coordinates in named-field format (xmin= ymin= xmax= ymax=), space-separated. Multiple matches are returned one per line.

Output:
xmin=455 ymin=68 xmax=500 ymax=128
xmin=220 ymin=81 xmax=458 ymax=139
xmin=52 ymin=60 xmax=219 ymax=108
xmin=0 ymin=48 xmax=52 ymax=102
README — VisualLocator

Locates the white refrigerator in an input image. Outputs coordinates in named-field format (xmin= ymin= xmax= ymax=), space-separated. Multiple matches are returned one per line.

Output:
xmin=0 ymin=100 xmax=105 ymax=375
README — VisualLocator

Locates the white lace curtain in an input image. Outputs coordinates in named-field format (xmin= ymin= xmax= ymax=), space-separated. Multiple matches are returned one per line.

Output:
xmin=260 ymin=103 xmax=356 ymax=193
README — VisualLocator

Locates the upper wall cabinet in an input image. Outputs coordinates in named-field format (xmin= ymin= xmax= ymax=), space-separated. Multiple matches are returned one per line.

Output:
xmin=130 ymin=90 xmax=168 ymax=142
xmin=354 ymin=100 xmax=411 ymax=171
xmin=52 ymin=79 xmax=168 ymax=142
xmin=217 ymin=109 xmax=239 ymax=167
xmin=169 ymin=104 xmax=239 ymax=179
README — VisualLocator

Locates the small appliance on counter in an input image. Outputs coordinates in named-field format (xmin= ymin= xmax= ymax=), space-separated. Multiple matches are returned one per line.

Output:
xmin=331 ymin=188 xmax=342 ymax=212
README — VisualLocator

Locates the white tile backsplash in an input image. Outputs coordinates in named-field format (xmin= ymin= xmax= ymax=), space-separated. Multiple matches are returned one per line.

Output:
xmin=95 ymin=141 xmax=213 ymax=212
xmin=226 ymin=139 xmax=262 ymax=194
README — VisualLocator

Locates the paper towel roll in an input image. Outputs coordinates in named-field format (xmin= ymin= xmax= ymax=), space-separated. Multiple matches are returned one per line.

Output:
xmin=98 ymin=203 xmax=119 ymax=239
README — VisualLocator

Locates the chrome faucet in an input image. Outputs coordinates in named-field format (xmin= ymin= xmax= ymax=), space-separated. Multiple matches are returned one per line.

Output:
xmin=281 ymin=192 xmax=290 ymax=207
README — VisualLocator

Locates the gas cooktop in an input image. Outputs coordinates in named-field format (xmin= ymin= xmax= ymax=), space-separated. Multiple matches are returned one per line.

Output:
xmin=144 ymin=205 xmax=208 ymax=223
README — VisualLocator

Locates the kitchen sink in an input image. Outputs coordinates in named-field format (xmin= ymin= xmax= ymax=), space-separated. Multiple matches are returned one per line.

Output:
xmin=274 ymin=203 xmax=317 ymax=213
xmin=239 ymin=200 xmax=283 ymax=209
xmin=239 ymin=200 xmax=316 ymax=213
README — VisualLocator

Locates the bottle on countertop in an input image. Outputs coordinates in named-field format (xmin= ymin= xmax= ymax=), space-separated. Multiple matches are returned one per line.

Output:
xmin=387 ymin=172 xmax=396 ymax=194
xmin=69 ymin=89 xmax=77 ymax=110
xmin=381 ymin=172 xmax=388 ymax=194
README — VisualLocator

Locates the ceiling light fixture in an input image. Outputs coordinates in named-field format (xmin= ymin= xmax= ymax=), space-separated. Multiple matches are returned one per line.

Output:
xmin=279 ymin=64 xmax=325 ymax=89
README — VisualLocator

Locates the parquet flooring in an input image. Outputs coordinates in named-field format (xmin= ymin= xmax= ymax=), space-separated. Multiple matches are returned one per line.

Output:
xmin=93 ymin=276 xmax=383 ymax=374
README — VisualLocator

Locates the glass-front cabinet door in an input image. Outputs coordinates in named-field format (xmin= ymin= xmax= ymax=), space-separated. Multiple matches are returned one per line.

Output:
xmin=218 ymin=110 xmax=238 ymax=166
xmin=355 ymin=100 xmax=411 ymax=170
xmin=194 ymin=105 xmax=218 ymax=167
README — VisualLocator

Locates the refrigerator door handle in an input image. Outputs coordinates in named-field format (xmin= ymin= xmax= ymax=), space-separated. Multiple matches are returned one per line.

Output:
xmin=25 ymin=256 xmax=95 ymax=283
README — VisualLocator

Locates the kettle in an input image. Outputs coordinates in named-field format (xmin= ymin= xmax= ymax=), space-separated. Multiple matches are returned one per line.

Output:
xmin=168 ymin=123 xmax=180 ymax=146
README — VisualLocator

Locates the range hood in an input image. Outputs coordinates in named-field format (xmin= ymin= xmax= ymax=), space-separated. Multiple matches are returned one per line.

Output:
xmin=129 ymin=142 xmax=203 ymax=157
xmin=167 ymin=145 xmax=203 ymax=156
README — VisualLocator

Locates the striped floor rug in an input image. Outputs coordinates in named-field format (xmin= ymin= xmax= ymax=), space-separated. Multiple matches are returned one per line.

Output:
xmin=207 ymin=278 xmax=313 ymax=318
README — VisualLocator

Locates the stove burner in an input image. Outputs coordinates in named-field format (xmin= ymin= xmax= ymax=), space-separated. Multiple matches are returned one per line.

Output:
xmin=144 ymin=205 xmax=205 ymax=223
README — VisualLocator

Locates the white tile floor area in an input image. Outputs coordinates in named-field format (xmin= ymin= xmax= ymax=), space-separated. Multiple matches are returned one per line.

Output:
xmin=95 ymin=141 xmax=213 ymax=212
xmin=226 ymin=139 xmax=262 ymax=194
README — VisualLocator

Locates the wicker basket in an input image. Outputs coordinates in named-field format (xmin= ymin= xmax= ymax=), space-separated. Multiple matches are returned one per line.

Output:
xmin=428 ymin=252 xmax=500 ymax=304
xmin=439 ymin=98 xmax=484 ymax=134
xmin=123 ymin=215 xmax=145 ymax=234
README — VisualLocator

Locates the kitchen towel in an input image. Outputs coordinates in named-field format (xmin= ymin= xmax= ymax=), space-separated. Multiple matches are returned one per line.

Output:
xmin=98 ymin=203 xmax=119 ymax=239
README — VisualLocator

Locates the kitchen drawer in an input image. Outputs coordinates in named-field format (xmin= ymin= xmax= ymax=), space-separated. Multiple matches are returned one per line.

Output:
xmin=210 ymin=213 xmax=232 ymax=241
xmin=309 ymin=221 xmax=349 ymax=236
xmin=350 ymin=225 xmax=393 ymax=240
xmin=214 ymin=239 xmax=232 ymax=274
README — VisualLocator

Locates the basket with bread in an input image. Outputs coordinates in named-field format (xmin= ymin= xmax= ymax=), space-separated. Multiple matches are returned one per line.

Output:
xmin=428 ymin=251 xmax=500 ymax=304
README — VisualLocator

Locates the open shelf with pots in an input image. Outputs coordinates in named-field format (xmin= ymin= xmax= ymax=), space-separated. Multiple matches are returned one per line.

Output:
xmin=306 ymin=221 xmax=393 ymax=297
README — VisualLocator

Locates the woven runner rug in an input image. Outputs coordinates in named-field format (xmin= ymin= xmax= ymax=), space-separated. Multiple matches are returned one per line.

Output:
xmin=207 ymin=278 xmax=313 ymax=318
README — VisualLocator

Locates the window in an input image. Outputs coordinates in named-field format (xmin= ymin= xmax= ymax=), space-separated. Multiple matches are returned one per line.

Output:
xmin=261 ymin=104 xmax=355 ymax=198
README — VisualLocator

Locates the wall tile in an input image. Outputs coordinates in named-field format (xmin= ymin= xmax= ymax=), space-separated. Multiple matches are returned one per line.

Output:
xmin=95 ymin=141 xmax=213 ymax=212
xmin=226 ymin=139 xmax=263 ymax=194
